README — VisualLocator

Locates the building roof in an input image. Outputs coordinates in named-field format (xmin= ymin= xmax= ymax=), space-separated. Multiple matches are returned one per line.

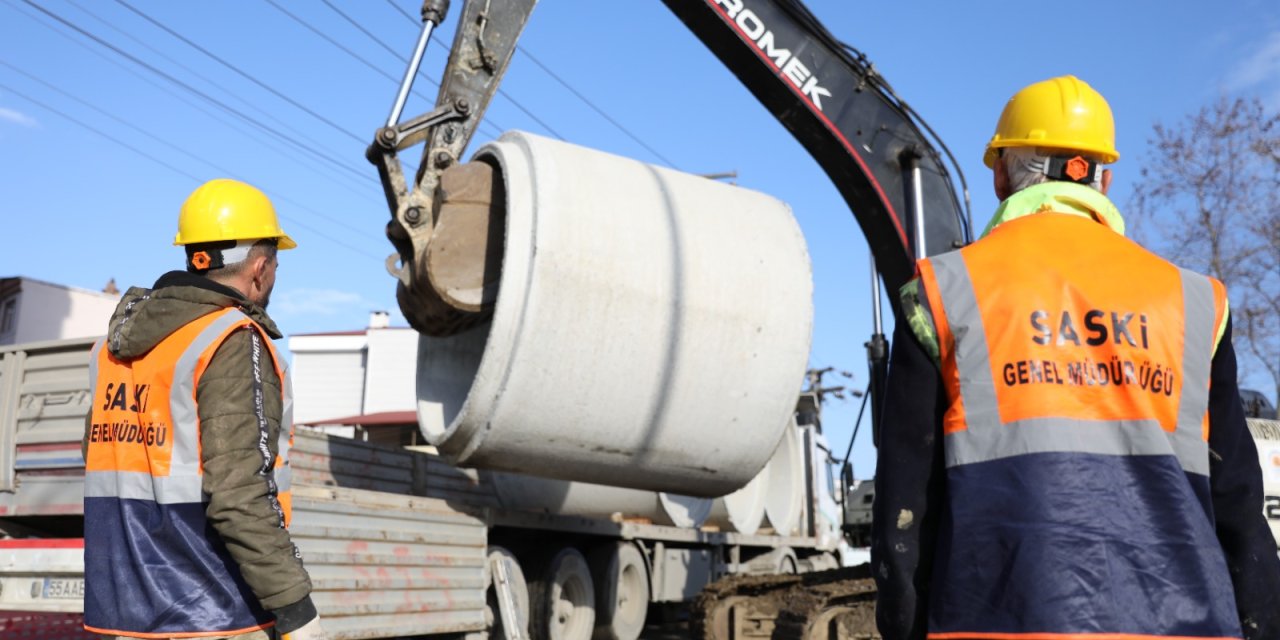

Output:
xmin=0 ymin=275 xmax=121 ymax=300
xmin=300 ymin=410 xmax=417 ymax=427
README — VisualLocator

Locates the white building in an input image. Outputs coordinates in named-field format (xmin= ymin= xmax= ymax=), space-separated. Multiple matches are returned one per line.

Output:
xmin=288 ymin=311 xmax=420 ymax=445
xmin=0 ymin=276 xmax=121 ymax=346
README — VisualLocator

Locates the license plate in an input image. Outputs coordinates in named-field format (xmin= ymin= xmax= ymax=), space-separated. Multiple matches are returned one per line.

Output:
xmin=41 ymin=578 xmax=84 ymax=600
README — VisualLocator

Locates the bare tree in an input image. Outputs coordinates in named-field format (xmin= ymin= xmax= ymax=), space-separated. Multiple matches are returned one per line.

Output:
xmin=1130 ymin=97 xmax=1280 ymax=404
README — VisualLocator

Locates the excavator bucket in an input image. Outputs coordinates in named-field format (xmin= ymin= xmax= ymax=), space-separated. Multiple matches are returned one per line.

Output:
xmin=425 ymin=161 xmax=505 ymax=313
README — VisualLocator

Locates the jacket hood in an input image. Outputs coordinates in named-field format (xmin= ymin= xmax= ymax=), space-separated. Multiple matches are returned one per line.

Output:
xmin=106 ymin=271 xmax=281 ymax=360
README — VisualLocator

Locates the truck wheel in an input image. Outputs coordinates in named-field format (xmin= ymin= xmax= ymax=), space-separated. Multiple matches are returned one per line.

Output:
xmin=530 ymin=547 xmax=596 ymax=640
xmin=485 ymin=546 xmax=530 ymax=639
xmin=589 ymin=542 xmax=649 ymax=640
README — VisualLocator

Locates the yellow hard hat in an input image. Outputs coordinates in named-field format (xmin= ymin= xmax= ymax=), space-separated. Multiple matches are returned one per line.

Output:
xmin=983 ymin=75 xmax=1119 ymax=168
xmin=174 ymin=179 xmax=297 ymax=249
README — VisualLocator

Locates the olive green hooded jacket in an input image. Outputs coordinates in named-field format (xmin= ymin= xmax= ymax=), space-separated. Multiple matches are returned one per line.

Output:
xmin=84 ymin=271 xmax=314 ymax=623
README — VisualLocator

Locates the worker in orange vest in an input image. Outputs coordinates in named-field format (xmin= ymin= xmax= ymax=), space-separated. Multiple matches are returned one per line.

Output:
xmin=83 ymin=179 xmax=326 ymax=640
xmin=871 ymin=76 xmax=1280 ymax=640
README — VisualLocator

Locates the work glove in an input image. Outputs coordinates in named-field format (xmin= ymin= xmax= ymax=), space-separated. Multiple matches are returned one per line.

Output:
xmin=427 ymin=160 xmax=505 ymax=312
xmin=280 ymin=616 xmax=327 ymax=640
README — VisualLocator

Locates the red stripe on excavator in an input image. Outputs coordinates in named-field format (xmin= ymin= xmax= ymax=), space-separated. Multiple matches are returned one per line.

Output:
xmin=703 ymin=0 xmax=913 ymax=257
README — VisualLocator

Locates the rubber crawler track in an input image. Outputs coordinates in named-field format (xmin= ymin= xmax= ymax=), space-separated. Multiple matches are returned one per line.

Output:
xmin=690 ymin=565 xmax=880 ymax=639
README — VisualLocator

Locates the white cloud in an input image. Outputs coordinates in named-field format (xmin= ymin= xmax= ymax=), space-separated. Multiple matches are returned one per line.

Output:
xmin=0 ymin=106 xmax=38 ymax=129
xmin=274 ymin=288 xmax=375 ymax=316
xmin=1225 ymin=30 xmax=1280 ymax=93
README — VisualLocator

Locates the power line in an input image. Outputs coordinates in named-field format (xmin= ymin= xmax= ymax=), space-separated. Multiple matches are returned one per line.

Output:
xmin=321 ymin=0 xmax=406 ymax=62
xmin=0 ymin=83 xmax=197 ymax=180
xmin=262 ymin=0 xmax=501 ymax=169
xmin=260 ymin=0 xmax=438 ymax=100
xmin=112 ymin=0 xmax=366 ymax=147
xmin=383 ymin=0 xmax=417 ymax=25
xmin=1 ymin=0 xmax=376 ymax=199
xmin=316 ymin=0 xmax=504 ymax=141
xmin=384 ymin=0 xmax=676 ymax=167
xmin=15 ymin=0 xmax=371 ymax=185
xmin=0 ymin=81 xmax=382 ymax=260
xmin=61 ymin=0 xmax=377 ymax=198
xmin=0 ymin=59 xmax=385 ymax=245
xmin=382 ymin=1 xmax=565 ymax=140
xmin=515 ymin=45 xmax=678 ymax=168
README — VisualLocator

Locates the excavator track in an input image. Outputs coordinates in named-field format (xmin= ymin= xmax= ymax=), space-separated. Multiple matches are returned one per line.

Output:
xmin=691 ymin=565 xmax=880 ymax=640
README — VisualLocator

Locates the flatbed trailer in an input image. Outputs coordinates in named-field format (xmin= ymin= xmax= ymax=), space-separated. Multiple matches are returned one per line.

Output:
xmin=0 ymin=336 xmax=842 ymax=640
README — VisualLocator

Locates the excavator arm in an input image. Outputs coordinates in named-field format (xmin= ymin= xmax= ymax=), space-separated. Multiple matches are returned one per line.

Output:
xmin=661 ymin=0 xmax=972 ymax=295
xmin=368 ymin=0 xmax=537 ymax=336
xmin=368 ymin=0 xmax=971 ymax=336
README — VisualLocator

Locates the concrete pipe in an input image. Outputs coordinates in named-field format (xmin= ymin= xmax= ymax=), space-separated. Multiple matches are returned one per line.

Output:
xmin=706 ymin=463 xmax=767 ymax=535
xmin=487 ymin=471 xmax=712 ymax=529
xmin=417 ymin=131 xmax=813 ymax=495
xmin=764 ymin=423 xmax=804 ymax=536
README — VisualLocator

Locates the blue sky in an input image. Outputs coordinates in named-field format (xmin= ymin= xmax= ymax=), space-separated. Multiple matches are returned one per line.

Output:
xmin=2 ymin=1 xmax=1278 ymax=478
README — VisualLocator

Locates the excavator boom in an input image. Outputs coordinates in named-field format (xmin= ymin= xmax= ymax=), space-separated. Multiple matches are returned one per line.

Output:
xmin=661 ymin=0 xmax=972 ymax=297
xmin=369 ymin=0 xmax=972 ymax=336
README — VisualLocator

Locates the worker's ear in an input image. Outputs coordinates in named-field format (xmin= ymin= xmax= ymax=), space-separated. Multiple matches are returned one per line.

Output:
xmin=993 ymin=157 xmax=1011 ymax=201
xmin=252 ymin=253 xmax=268 ymax=277
xmin=250 ymin=252 xmax=273 ymax=285
xmin=1100 ymin=169 xmax=1112 ymax=195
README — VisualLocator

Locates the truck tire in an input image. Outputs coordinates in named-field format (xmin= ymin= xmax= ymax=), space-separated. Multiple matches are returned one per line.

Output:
xmin=485 ymin=546 xmax=530 ymax=639
xmin=529 ymin=547 xmax=596 ymax=640
xmin=588 ymin=542 xmax=649 ymax=640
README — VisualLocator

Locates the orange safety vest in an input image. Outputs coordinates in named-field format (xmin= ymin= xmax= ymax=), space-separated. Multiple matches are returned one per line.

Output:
xmin=83 ymin=307 xmax=294 ymax=638
xmin=915 ymin=212 xmax=1240 ymax=639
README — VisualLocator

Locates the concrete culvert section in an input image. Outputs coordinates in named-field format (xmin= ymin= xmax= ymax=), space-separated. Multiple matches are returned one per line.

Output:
xmin=486 ymin=471 xmax=712 ymax=529
xmin=707 ymin=462 xmax=767 ymax=535
xmin=764 ymin=422 xmax=804 ymax=536
xmin=416 ymin=131 xmax=814 ymax=496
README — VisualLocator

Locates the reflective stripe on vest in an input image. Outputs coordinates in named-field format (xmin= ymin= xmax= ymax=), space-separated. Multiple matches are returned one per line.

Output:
xmin=914 ymin=212 xmax=1240 ymax=639
xmin=86 ymin=310 xmax=293 ymax=505
xmin=87 ymin=309 xmax=248 ymax=502
xmin=84 ymin=307 xmax=292 ymax=637
xmin=926 ymin=249 xmax=1217 ymax=475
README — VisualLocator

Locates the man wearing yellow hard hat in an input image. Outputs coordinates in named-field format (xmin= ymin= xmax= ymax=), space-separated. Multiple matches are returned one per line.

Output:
xmin=872 ymin=76 xmax=1280 ymax=639
xmin=82 ymin=179 xmax=326 ymax=640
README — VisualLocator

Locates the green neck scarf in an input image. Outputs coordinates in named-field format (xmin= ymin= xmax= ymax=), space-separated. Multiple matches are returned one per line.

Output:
xmin=982 ymin=181 xmax=1125 ymax=238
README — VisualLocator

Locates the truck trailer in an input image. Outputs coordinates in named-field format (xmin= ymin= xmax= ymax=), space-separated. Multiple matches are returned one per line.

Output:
xmin=0 ymin=335 xmax=859 ymax=640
